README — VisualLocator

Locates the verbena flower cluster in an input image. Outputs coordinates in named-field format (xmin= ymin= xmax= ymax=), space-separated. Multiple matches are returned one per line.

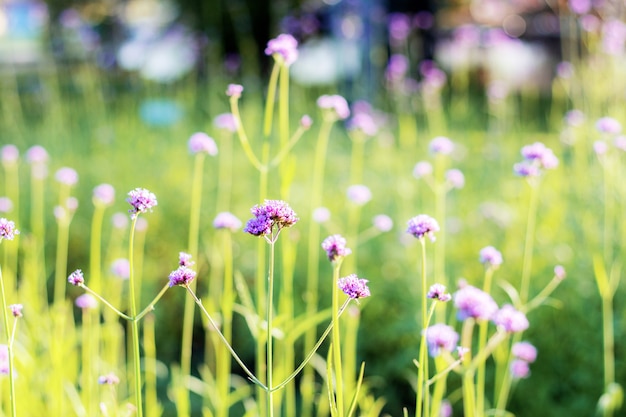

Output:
xmin=243 ymin=199 xmax=298 ymax=238
xmin=337 ymin=274 xmax=371 ymax=299
xmin=322 ymin=234 xmax=352 ymax=262
xmin=265 ymin=33 xmax=299 ymax=66
xmin=513 ymin=142 xmax=559 ymax=177
xmin=126 ymin=188 xmax=158 ymax=219
xmin=406 ymin=214 xmax=440 ymax=241
xmin=424 ymin=323 xmax=459 ymax=357
xmin=0 ymin=218 xmax=19 ymax=241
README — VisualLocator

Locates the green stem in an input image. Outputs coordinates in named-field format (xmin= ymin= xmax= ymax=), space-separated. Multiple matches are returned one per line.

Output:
xmin=80 ymin=284 xmax=132 ymax=321
xmin=415 ymin=239 xmax=429 ymax=417
xmin=230 ymin=96 xmax=266 ymax=172
xmin=520 ymin=181 xmax=540 ymax=304
xmin=0 ymin=265 xmax=16 ymax=417
xmin=128 ymin=216 xmax=143 ymax=417
xmin=135 ymin=283 xmax=171 ymax=322
xmin=216 ymin=230 xmax=235 ymax=417
xmin=331 ymin=263 xmax=345 ymax=417
xmin=267 ymin=240 xmax=276 ymax=417
xmin=263 ymin=62 xmax=280 ymax=137
xmin=476 ymin=267 xmax=495 ymax=414
xmin=602 ymin=294 xmax=615 ymax=390
xmin=144 ymin=314 xmax=159 ymax=417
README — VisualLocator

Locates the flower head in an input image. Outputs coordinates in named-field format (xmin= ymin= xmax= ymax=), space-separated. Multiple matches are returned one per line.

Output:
xmin=265 ymin=33 xmax=299 ymax=66
xmin=98 ymin=372 xmax=120 ymax=385
xmin=226 ymin=84 xmax=243 ymax=98
xmin=493 ymin=304 xmax=529 ymax=333
xmin=512 ymin=341 xmax=538 ymax=363
xmin=373 ymin=214 xmax=393 ymax=232
xmin=454 ymin=284 xmax=499 ymax=321
xmin=243 ymin=199 xmax=298 ymax=238
xmin=0 ymin=198 xmax=12 ymax=214
xmin=188 ymin=132 xmax=218 ymax=156
xmin=346 ymin=184 xmax=372 ymax=205
xmin=510 ymin=359 xmax=531 ymax=379
xmin=126 ymin=188 xmax=158 ymax=219
xmin=1 ymin=145 xmax=19 ymax=166
xmin=111 ymin=258 xmax=130 ymax=279
xmin=300 ymin=115 xmax=313 ymax=129
xmin=406 ymin=214 xmax=439 ymax=241
xmin=429 ymin=136 xmax=454 ymax=155
xmin=317 ymin=94 xmax=350 ymax=120
xmin=312 ymin=207 xmax=331 ymax=224
xmin=0 ymin=218 xmax=19 ymax=241
xmin=424 ymin=323 xmax=459 ymax=357
xmin=554 ymin=265 xmax=566 ymax=280
xmin=337 ymin=274 xmax=371 ymax=299
xmin=213 ymin=212 xmax=242 ymax=231
xmin=168 ymin=265 xmax=196 ymax=287
xmin=427 ymin=283 xmax=451 ymax=302
xmin=596 ymin=117 xmax=622 ymax=135
xmin=479 ymin=246 xmax=503 ymax=267
xmin=413 ymin=161 xmax=433 ymax=179
xmin=75 ymin=294 xmax=98 ymax=310
xmin=26 ymin=145 xmax=48 ymax=164
xmin=68 ymin=269 xmax=85 ymax=286
xmin=321 ymin=234 xmax=352 ymax=262
xmin=517 ymin=142 xmax=559 ymax=173
xmin=55 ymin=167 xmax=79 ymax=186
xmin=93 ymin=184 xmax=115 ymax=207
xmin=213 ymin=113 xmax=238 ymax=132
xmin=445 ymin=168 xmax=465 ymax=189
xmin=9 ymin=304 xmax=22 ymax=318
xmin=179 ymin=252 xmax=194 ymax=267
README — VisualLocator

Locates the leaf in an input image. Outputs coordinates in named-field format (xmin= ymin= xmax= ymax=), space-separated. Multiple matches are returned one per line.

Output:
xmin=593 ymin=254 xmax=611 ymax=299
xmin=346 ymin=361 xmax=366 ymax=417
xmin=497 ymin=280 xmax=521 ymax=307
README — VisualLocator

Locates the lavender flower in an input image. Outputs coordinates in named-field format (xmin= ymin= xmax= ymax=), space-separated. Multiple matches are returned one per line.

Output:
xmin=68 ymin=269 xmax=85 ymax=286
xmin=0 ymin=345 xmax=8 ymax=375
xmin=9 ymin=304 xmax=22 ymax=318
xmin=440 ymin=399 xmax=453 ymax=417
xmin=226 ymin=84 xmax=243 ymax=98
xmin=312 ymin=207 xmax=331 ymax=223
xmin=179 ymin=252 xmax=194 ymax=267
xmin=188 ymin=132 xmax=218 ymax=156
xmin=322 ymin=234 xmax=352 ymax=262
xmin=93 ymin=184 xmax=115 ymax=207
xmin=372 ymin=214 xmax=393 ymax=232
xmin=347 ymin=113 xmax=378 ymax=136
xmin=213 ymin=113 xmax=238 ymax=132
xmin=493 ymin=304 xmax=529 ymax=333
xmin=317 ymin=94 xmax=350 ymax=120
xmin=564 ymin=109 xmax=585 ymax=127
xmin=510 ymin=359 xmax=531 ymax=379
xmin=445 ymin=169 xmax=465 ymax=189
xmin=243 ymin=199 xmax=298 ymax=238
xmin=479 ymin=246 xmax=503 ymax=267
xmin=0 ymin=198 xmax=12 ymax=213
xmin=519 ymin=142 xmax=559 ymax=170
xmin=594 ymin=140 xmax=608 ymax=156
xmin=265 ymin=33 xmax=299 ymax=66
xmin=26 ymin=145 xmax=48 ymax=164
xmin=0 ymin=218 xmax=19 ymax=241
xmin=513 ymin=161 xmax=540 ymax=177
xmin=337 ymin=274 xmax=371 ymax=299
xmin=55 ymin=167 xmax=79 ymax=186
xmin=413 ymin=161 xmax=433 ymax=179
xmin=112 ymin=213 xmax=129 ymax=230
xmin=406 ymin=214 xmax=439 ymax=242
xmin=427 ymin=283 xmax=452 ymax=302
xmin=554 ymin=265 xmax=566 ymax=280
xmin=346 ymin=184 xmax=372 ymax=205
xmin=300 ymin=115 xmax=313 ymax=129
xmin=569 ymin=0 xmax=591 ymax=14
xmin=126 ymin=188 xmax=158 ymax=219
xmin=454 ymin=284 xmax=499 ymax=321
xmin=512 ymin=341 xmax=538 ymax=363
xmin=596 ymin=117 xmax=622 ymax=135
xmin=168 ymin=266 xmax=196 ymax=287
xmin=111 ymin=258 xmax=130 ymax=279
xmin=429 ymin=136 xmax=454 ymax=155
xmin=1 ymin=145 xmax=18 ymax=165
xmin=75 ymin=294 xmax=98 ymax=310
xmin=98 ymin=372 xmax=120 ymax=385
xmin=213 ymin=212 xmax=242 ymax=231
xmin=424 ymin=323 xmax=459 ymax=357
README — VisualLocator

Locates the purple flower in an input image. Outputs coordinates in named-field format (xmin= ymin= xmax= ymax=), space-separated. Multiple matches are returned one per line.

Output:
xmin=454 ymin=284 xmax=499 ymax=321
xmin=243 ymin=200 xmax=298 ymax=238
xmin=68 ymin=269 xmax=85 ymax=286
xmin=179 ymin=252 xmax=194 ymax=267
xmin=0 ymin=198 xmax=12 ymax=213
xmin=556 ymin=61 xmax=574 ymax=79
xmin=55 ymin=167 xmax=79 ymax=186
xmin=385 ymin=54 xmax=409 ymax=82
xmin=479 ymin=246 xmax=503 ymax=267
xmin=413 ymin=161 xmax=433 ymax=179
xmin=112 ymin=213 xmax=129 ymax=230
xmin=594 ymin=140 xmax=608 ymax=156
xmin=554 ymin=265 xmax=566 ymax=280
xmin=9 ymin=304 xmax=22 ymax=318
xmin=445 ymin=169 xmax=465 ymax=189
xmin=347 ymin=113 xmax=378 ymax=136
xmin=614 ymin=136 xmax=626 ymax=151
xmin=337 ymin=274 xmax=371 ymax=299
xmin=346 ymin=184 xmax=372 ymax=205
xmin=111 ymin=259 xmax=130 ymax=279
xmin=372 ymin=214 xmax=393 ymax=232
xmin=322 ymin=234 xmax=352 ymax=262
xmin=493 ymin=304 xmax=529 ymax=333
xmin=213 ymin=212 xmax=242 ymax=231
xmin=510 ymin=359 xmax=531 ymax=379
xmin=440 ymin=399 xmax=453 ymax=417
xmin=427 ymin=283 xmax=452 ymax=302
xmin=0 ymin=345 xmax=8 ymax=375
xmin=300 ymin=115 xmax=313 ymax=129
xmin=406 ymin=214 xmax=439 ymax=241
xmin=424 ymin=323 xmax=459 ymax=357
xmin=75 ymin=294 xmax=98 ymax=310
xmin=513 ymin=161 xmax=540 ymax=177
xmin=26 ymin=145 xmax=48 ymax=164
xmin=188 ymin=132 xmax=218 ymax=156
xmin=565 ymin=109 xmax=585 ymax=127
xmin=168 ymin=265 xmax=196 ymax=287
xmin=312 ymin=207 xmax=331 ymax=223
xmin=93 ymin=184 xmax=115 ymax=207
xmin=596 ymin=117 xmax=622 ymax=135
xmin=388 ymin=13 xmax=411 ymax=43
xmin=98 ymin=372 xmax=120 ymax=385
xmin=512 ymin=341 xmax=538 ymax=363
xmin=265 ymin=33 xmax=299 ymax=66
xmin=569 ymin=0 xmax=591 ymax=14
xmin=126 ymin=188 xmax=158 ymax=219
xmin=226 ymin=84 xmax=243 ymax=98
xmin=0 ymin=218 xmax=19 ymax=241
xmin=213 ymin=113 xmax=238 ymax=132
xmin=317 ymin=94 xmax=350 ymax=120
xmin=1 ymin=145 xmax=19 ymax=165
xmin=429 ymin=136 xmax=454 ymax=155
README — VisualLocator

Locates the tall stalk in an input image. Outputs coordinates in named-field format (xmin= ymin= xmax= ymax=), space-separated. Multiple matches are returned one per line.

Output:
xmin=128 ymin=215 xmax=143 ymax=417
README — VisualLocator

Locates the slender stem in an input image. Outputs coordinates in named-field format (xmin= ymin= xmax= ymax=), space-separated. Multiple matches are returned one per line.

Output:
xmin=185 ymin=286 xmax=266 ymax=389
xmin=216 ymin=230 xmax=234 ymax=417
xmin=80 ymin=284 xmax=132 ymax=321
xmin=144 ymin=314 xmax=158 ymax=417
xmin=279 ymin=62 xmax=289 ymax=150
xmin=267 ymin=240 xmax=276 ymax=417
xmin=135 ymin=283 xmax=171 ymax=322
xmin=230 ymin=96 xmax=265 ymax=172
xmin=602 ymin=294 xmax=615 ymax=389
xmin=263 ymin=61 xmax=280 ymax=137
xmin=128 ymin=216 xmax=143 ymax=417
xmin=476 ymin=267 xmax=495 ymax=414
xmin=520 ymin=181 xmax=540 ymax=303
xmin=415 ymin=239 xmax=429 ymax=417
xmin=0 ymin=265 xmax=16 ymax=417
xmin=54 ymin=211 xmax=71 ymax=305
xmin=331 ymin=263 xmax=345 ymax=417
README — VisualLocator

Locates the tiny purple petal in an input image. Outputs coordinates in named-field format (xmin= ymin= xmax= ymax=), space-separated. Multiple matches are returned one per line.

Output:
xmin=126 ymin=188 xmax=158 ymax=218
xmin=427 ymin=283 xmax=451 ymax=302
xmin=68 ymin=269 xmax=85 ymax=286
xmin=406 ymin=214 xmax=439 ymax=241
xmin=179 ymin=252 xmax=194 ymax=267
xmin=188 ymin=132 xmax=218 ymax=156
xmin=322 ymin=234 xmax=352 ymax=262
xmin=9 ymin=304 xmax=22 ymax=318
xmin=337 ymin=274 xmax=371 ymax=299
xmin=168 ymin=266 xmax=196 ymax=287
xmin=75 ymin=294 xmax=98 ymax=310
xmin=0 ymin=218 xmax=19 ymax=241
xmin=98 ymin=372 xmax=120 ymax=385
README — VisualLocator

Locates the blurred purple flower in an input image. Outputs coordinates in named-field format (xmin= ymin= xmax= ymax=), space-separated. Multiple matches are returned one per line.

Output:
xmin=596 ymin=117 xmax=622 ymax=135
xmin=338 ymin=274 xmax=371 ymax=299
xmin=111 ymin=258 xmax=130 ymax=279
xmin=445 ymin=169 xmax=465 ymax=189
xmin=98 ymin=372 xmax=120 ymax=385
xmin=55 ymin=167 xmax=78 ymax=186
xmin=312 ymin=207 xmax=331 ymax=223
xmin=346 ymin=184 xmax=372 ymax=205
xmin=479 ymin=246 xmax=503 ymax=267
xmin=454 ymin=284 xmax=499 ymax=321
xmin=424 ymin=323 xmax=459 ymax=357
xmin=1 ymin=145 xmax=18 ymax=165
xmin=512 ymin=341 xmax=538 ymax=363
xmin=9 ymin=304 xmax=22 ymax=318
xmin=554 ymin=265 xmax=566 ymax=280
xmin=213 ymin=212 xmax=242 ymax=231
xmin=406 ymin=214 xmax=439 ymax=241
xmin=168 ymin=265 xmax=196 ymax=287
xmin=93 ymin=184 xmax=115 ymax=207
xmin=413 ymin=161 xmax=433 ymax=179
xmin=322 ymin=234 xmax=352 ymax=262
xmin=26 ymin=145 xmax=48 ymax=164
xmin=126 ymin=188 xmax=157 ymax=219
xmin=226 ymin=84 xmax=243 ymax=98
xmin=373 ymin=214 xmax=393 ymax=232
xmin=0 ymin=198 xmax=13 ymax=213
xmin=265 ymin=33 xmax=299 ymax=66
xmin=493 ymin=304 xmax=529 ymax=333
xmin=188 ymin=132 xmax=218 ymax=156
xmin=429 ymin=136 xmax=454 ymax=155
xmin=510 ymin=359 xmax=531 ymax=379
xmin=0 ymin=218 xmax=19 ymax=241
xmin=213 ymin=113 xmax=237 ymax=132
xmin=565 ymin=109 xmax=585 ymax=127
xmin=317 ymin=94 xmax=350 ymax=120
xmin=75 ymin=294 xmax=98 ymax=310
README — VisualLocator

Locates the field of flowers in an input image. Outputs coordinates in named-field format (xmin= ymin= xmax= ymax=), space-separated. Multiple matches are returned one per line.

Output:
xmin=0 ymin=1 xmax=625 ymax=417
